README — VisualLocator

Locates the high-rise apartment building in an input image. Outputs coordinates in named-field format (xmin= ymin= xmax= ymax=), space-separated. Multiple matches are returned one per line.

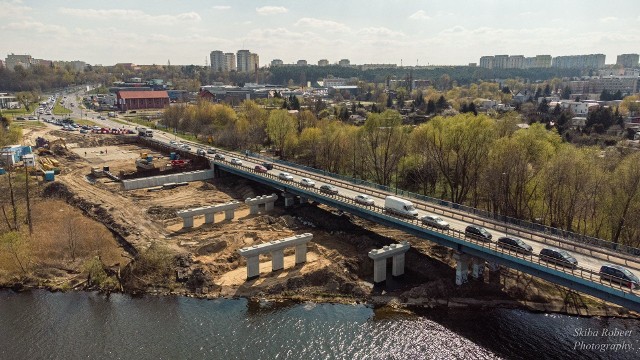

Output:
xmin=552 ymin=54 xmax=605 ymax=69
xmin=493 ymin=55 xmax=509 ymax=69
xmin=318 ymin=59 xmax=329 ymax=66
xmin=479 ymin=56 xmax=494 ymax=69
xmin=5 ymin=54 xmax=33 ymax=70
xmin=534 ymin=55 xmax=552 ymax=68
xmin=338 ymin=59 xmax=350 ymax=66
xmin=236 ymin=50 xmax=259 ymax=72
xmin=224 ymin=53 xmax=236 ymax=71
xmin=297 ymin=60 xmax=307 ymax=66
xmin=507 ymin=55 xmax=524 ymax=69
xmin=617 ymin=54 xmax=639 ymax=68
xmin=271 ymin=59 xmax=284 ymax=67
xmin=210 ymin=50 xmax=225 ymax=72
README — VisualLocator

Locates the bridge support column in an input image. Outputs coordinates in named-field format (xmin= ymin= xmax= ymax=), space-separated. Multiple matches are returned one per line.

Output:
xmin=204 ymin=212 xmax=215 ymax=224
xmin=453 ymin=252 xmax=469 ymax=285
xmin=392 ymin=253 xmax=406 ymax=277
xmin=471 ymin=257 xmax=484 ymax=280
xmin=246 ymin=255 xmax=260 ymax=280
xmin=249 ymin=205 xmax=259 ymax=215
xmin=265 ymin=200 xmax=274 ymax=212
xmin=224 ymin=209 xmax=234 ymax=220
xmin=182 ymin=216 xmax=194 ymax=228
xmin=300 ymin=196 xmax=308 ymax=204
xmin=295 ymin=243 xmax=307 ymax=264
xmin=284 ymin=194 xmax=295 ymax=207
xmin=271 ymin=249 xmax=284 ymax=271
xmin=373 ymin=258 xmax=387 ymax=283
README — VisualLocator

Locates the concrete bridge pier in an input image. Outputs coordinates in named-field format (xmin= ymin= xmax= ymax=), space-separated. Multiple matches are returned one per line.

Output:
xmin=204 ymin=212 xmax=215 ymax=224
xmin=454 ymin=252 xmax=469 ymax=285
xmin=249 ymin=204 xmax=260 ymax=215
xmin=368 ymin=242 xmax=411 ymax=284
xmin=224 ymin=209 xmax=235 ymax=220
xmin=271 ymin=249 xmax=285 ymax=271
xmin=295 ymin=243 xmax=307 ymax=264
xmin=471 ymin=257 xmax=485 ymax=280
xmin=182 ymin=216 xmax=194 ymax=228
xmin=246 ymin=255 xmax=260 ymax=280
xmin=284 ymin=194 xmax=295 ymax=207
xmin=392 ymin=253 xmax=406 ymax=277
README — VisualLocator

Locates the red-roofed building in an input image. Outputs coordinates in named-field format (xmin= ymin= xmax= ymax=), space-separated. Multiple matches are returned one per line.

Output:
xmin=116 ymin=91 xmax=169 ymax=111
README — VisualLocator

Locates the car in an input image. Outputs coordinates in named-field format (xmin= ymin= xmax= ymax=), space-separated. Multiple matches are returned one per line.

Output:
xmin=497 ymin=236 xmax=533 ymax=254
xmin=354 ymin=194 xmax=375 ymax=206
xmin=92 ymin=126 xmax=101 ymax=130
xmin=230 ymin=158 xmax=242 ymax=165
xmin=214 ymin=153 xmax=225 ymax=160
xmin=170 ymin=140 xmax=178 ymax=145
xmin=464 ymin=225 xmax=492 ymax=242
xmin=319 ymin=184 xmax=339 ymax=195
xmin=181 ymin=144 xmax=191 ymax=150
xmin=196 ymin=149 xmax=206 ymax=156
xmin=278 ymin=172 xmax=294 ymax=181
xmin=28 ymin=116 xmax=37 ymax=120
xmin=262 ymin=162 xmax=274 ymax=170
xmin=421 ymin=215 xmax=450 ymax=230
xmin=599 ymin=264 xmax=639 ymax=289
xmin=299 ymin=177 xmax=316 ymax=187
xmin=254 ymin=165 xmax=268 ymax=173
xmin=79 ymin=129 xmax=88 ymax=134
xmin=206 ymin=147 xmax=217 ymax=154
xmin=539 ymin=248 xmax=578 ymax=269
xmin=16 ymin=117 xmax=26 ymax=120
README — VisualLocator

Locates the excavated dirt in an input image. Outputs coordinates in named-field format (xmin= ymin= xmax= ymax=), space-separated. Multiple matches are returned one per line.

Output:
xmin=13 ymin=124 xmax=635 ymax=317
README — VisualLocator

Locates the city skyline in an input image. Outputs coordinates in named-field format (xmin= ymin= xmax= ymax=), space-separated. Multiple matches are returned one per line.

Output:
xmin=1 ymin=0 xmax=639 ymax=66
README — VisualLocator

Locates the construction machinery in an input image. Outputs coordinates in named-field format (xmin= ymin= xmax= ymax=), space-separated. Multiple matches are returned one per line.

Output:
xmin=135 ymin=152 xmax=155 ymax=170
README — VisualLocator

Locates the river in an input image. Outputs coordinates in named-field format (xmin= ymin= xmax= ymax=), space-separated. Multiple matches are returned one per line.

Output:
xmin=0 ymin=290 xmax=638 ymax=359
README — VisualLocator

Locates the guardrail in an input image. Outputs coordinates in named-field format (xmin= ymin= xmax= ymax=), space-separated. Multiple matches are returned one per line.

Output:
xmin=214 ymin=157 xmax=640 ymax=297
xmin=245 ymin=151 xmax=640 ymax=258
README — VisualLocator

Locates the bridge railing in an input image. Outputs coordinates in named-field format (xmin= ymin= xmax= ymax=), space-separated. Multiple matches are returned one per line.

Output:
xmin=246 ymin=151 xmax=640 ymax=258
xmin=216 ymin=158 xmax=639 ymax=296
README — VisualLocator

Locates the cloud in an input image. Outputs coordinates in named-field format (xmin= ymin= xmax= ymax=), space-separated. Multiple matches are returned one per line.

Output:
xmin=357 ymin=27 xmax=405 ymax=38
xmin=442 ymin=25 xmax=466 ymax=34
xmin=58 ymin=8 xmax=201 ymax=23
xmin=212 ymin=5 xmax=230 ymax=10
xmin=294 ymin=18 xmax=351 ymax=32
xmin=409 ymin=10 xmax=431 ymax=20
xmin=599 ymin=16 xmax=618 ymax=23
xmin=256 ymin=6 xmax=288 ymax=15
xmin=0 ymin=0 xmax=31 ymax=18
xmin=2 ymin=20 xmax=67 ymax=35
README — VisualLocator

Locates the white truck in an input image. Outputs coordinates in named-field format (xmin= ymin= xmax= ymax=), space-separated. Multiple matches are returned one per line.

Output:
xmin=384 ymin=196 xmax=419 ymax=218
xmin=138 ymin=127 xmax=153 ymax=137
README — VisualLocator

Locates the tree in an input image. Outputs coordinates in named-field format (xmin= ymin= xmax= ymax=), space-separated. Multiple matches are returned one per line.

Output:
xmin=608 ymin=152 xmax=640 ymax=244
xmin=413 ymin=113 xmax=495 ymax=203
xmin=561 ymin=86 xmax=571 ymax=100
xmin=426 ymin=99 xmax=436 ymax=114
xmin=543 ymin=84 xmax=551 ymax=96
xmin=266 ymin=109 xmax=297 ymax=159
xmin=435 ymin=95 xmax=448 ymax=112
xmin=360 ymin=110 xmax=406 ymax=186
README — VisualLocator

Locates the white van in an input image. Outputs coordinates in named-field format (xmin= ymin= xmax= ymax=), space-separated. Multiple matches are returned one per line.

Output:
xmin=384 ymin=196 xmax=419 ymax=217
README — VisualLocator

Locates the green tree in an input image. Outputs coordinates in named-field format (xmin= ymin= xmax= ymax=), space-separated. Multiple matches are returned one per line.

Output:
xmin=360 ymin=110 xmax=406 ymax=186
xmin=266 ymin=109 xmax=297 ymax=159
xmin=413 ymin=113 xmax=495 ymax=203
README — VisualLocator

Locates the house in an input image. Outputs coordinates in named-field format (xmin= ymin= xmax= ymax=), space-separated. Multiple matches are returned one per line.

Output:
xmin=513 ymin=91 xmax=533 ymax=103
xmin=116 ymin=91 xmax=169 ymax=111
xmin=570 ymin=116 xmax=587 ymax=130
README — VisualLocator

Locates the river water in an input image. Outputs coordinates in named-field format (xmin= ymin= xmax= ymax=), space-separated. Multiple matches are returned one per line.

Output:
xmin=0 ymin=290 xmax=639 ymax=360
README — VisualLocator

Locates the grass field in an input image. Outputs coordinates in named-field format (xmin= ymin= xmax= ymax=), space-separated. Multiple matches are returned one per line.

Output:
xmin=53 ymin=98 xmax=72 ymax=115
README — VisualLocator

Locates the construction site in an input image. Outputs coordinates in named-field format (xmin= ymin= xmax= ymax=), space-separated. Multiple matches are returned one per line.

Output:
xmin=0 ymin=123 xmax=630 ymax=316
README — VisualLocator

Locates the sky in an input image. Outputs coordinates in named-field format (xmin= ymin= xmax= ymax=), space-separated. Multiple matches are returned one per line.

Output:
xmin=1 ymin=0 xmax=639 ymax=66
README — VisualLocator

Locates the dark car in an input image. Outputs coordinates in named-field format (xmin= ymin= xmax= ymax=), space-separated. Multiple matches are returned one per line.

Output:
xmin=600 ymin=264 xmax=639 ymax=289
xmin=254 ymin=165 xmax=268 ymax=173
xmin=497 ymin=236 xmax=533 ymax=254
xmin=539 ymin=248 xmax=578 ymax=269
xmin=319 ymin=184 xmax=339 ymax=195
xmin=464 ymin=225 xmax=492 ymax=242
xmin=214 ymin=153 xmax=225 ymax=160
xmin=262 ymin=162 xmax=274 ymax=170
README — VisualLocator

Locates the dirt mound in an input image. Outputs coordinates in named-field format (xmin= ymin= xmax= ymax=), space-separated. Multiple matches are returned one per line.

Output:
xmin=147 ymin=206 xmax=177 ymax=220
xmin=42 ymin=181 xmax=73 ymax=200
xmin=196 ymin=241 xmax=227 ymax=256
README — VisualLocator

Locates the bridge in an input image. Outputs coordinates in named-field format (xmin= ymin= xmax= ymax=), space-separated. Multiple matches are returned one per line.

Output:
xmin=143 ymin=137 xmax=640 ymax=312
